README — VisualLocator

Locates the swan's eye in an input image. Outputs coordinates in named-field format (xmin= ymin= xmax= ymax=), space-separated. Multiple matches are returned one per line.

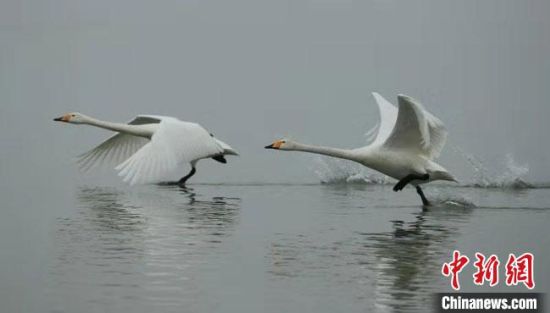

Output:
xmin=71 ymin=114 xmax=76 ymax=117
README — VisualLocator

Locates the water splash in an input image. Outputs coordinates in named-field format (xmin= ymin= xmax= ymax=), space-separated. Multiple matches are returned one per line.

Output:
xmin=429 ymin=194 xmax=477 ymax=209
xmin=496 ymin=154 xmax=532 ymax=188
xmin=452 ymin=146 xmax=533 ymax=189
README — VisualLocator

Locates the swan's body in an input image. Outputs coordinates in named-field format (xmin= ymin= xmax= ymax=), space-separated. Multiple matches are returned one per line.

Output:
xmin=265 ymin=93 xmax=456 ymax=205
xmin=54 ymin=113 xmax=237 ymax=186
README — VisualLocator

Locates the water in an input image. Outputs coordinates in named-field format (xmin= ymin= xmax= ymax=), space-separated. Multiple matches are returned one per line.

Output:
xmin=1 ymin=181 xmax=549 ymax=313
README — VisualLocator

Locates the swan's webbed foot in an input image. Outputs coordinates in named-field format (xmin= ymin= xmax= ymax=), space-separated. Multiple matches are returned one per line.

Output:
xmin=157 ymin=181 xmax=180 ymax=186
xmin=211 ymin=155 xmax=227 ymax=163
xmin=393 ymin=173 xmax=429 ymax=191
xmin=157 ymin=167 xmax=196 ymax=188
xmin=416 ymin=186 xmax=430 ymax=206
xmin=157 ymin=181 xmax=188 ymax=190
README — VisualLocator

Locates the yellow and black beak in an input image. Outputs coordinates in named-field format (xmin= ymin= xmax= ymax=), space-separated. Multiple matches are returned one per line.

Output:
xmin=265 ymin=140 xmax=283 ymax=149
xmin=53 ymin=114 xmax=70 ymax=122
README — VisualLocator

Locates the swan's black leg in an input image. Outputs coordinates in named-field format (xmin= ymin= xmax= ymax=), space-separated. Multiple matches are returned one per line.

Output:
xmin=393 ymin=173 xmax=429 ymax=191
xmin=178 ymin=167 xmax=196 ymax=187
xmin=416 ymin=186 xmax=430 ymax=206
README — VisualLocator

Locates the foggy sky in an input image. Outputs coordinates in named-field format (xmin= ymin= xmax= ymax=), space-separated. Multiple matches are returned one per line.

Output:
xmin=1 ymin=0 xmax=549 ymax=185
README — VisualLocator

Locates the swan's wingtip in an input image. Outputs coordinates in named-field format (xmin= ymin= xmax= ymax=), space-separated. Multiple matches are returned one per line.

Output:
xmin=397 ymin=93 xmax=411 ymax=100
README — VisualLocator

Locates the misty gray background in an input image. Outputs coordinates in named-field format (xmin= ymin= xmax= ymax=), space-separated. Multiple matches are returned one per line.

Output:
xmin=1 ymin=0 xmax=549 ymax=186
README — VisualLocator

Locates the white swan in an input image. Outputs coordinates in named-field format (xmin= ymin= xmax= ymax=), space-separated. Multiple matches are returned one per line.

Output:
xmin=54 ymin=113 xmax=238 ymax=186
xmin=265 ymin=93 xmax=456 ymax=205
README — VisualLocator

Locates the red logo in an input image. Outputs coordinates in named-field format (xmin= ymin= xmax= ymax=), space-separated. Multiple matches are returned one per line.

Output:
xmin=442 ymin=251 xmax=535 ymax=290
xmin=473 ymin=253 xmax=500 ymax=287
xmin=442 ymin=250 xmax=470 ymax=290
xmin=505 ymin=253 xmax=535 ymax=289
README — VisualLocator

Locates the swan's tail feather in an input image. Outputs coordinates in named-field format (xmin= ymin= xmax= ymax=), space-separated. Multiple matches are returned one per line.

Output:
xmin=215 ymin=138 xmax=239 ymax=156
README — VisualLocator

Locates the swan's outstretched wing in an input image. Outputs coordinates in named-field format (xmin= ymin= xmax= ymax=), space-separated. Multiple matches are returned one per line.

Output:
xmin=115 ymin=119 xmax=225 ymax=185
xmin=366 ymin=92 xmax=399 ymax=145
xmin=381 ymin=94 xmax=447 ymax=159
xmin=76 ymin=115 xmax=162 ymax=172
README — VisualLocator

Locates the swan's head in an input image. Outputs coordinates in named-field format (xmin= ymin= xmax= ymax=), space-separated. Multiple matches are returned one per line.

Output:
xmin=264 ymin=138 xmax=295 ymax=150
xmin=53 ymin=112 xmax=87 ymax=124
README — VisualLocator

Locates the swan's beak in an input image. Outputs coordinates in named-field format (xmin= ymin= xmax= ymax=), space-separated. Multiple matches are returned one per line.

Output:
xmin=265 ymin=140 xmax=283 ymax=149
xmin=53 ymin=115 xmax=70 ymax=122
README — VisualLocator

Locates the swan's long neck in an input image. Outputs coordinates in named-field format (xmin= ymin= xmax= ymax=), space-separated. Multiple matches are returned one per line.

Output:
xmin=289 ymin=142 xmax=362 ymax=163
xmin=83 ymin=117 xmax=154 ymax=138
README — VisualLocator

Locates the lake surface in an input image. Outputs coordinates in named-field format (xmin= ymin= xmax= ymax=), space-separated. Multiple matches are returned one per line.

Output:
xmin=1 ymin=183 xmax=549 ymax=313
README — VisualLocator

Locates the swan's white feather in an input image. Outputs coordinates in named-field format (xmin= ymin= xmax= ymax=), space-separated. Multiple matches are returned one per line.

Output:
xmin=364 ymin=122 xmax=380 ymax=142
xmin=114 ymin=118 xmax=225 ymax=185
xmin=368 ymin=92 xmax=398 ymax=146
xmin=381 ymin=94 xmax=447 ymax=159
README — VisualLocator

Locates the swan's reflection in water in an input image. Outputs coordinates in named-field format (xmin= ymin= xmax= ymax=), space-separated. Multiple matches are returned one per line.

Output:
xmin=364 ymin=204 xmax=473 ymax=313
xmin=51 ymin=186 xmax=240 ymax=312
xmin=267 ymin=186 xmax=474 ymax=313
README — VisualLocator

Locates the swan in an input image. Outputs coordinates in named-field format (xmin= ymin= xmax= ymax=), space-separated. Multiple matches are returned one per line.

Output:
xmin=54 ymin=113 xmax=238 ymax=186
xmin=265 ymin=93 xmax=456 ymax=205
